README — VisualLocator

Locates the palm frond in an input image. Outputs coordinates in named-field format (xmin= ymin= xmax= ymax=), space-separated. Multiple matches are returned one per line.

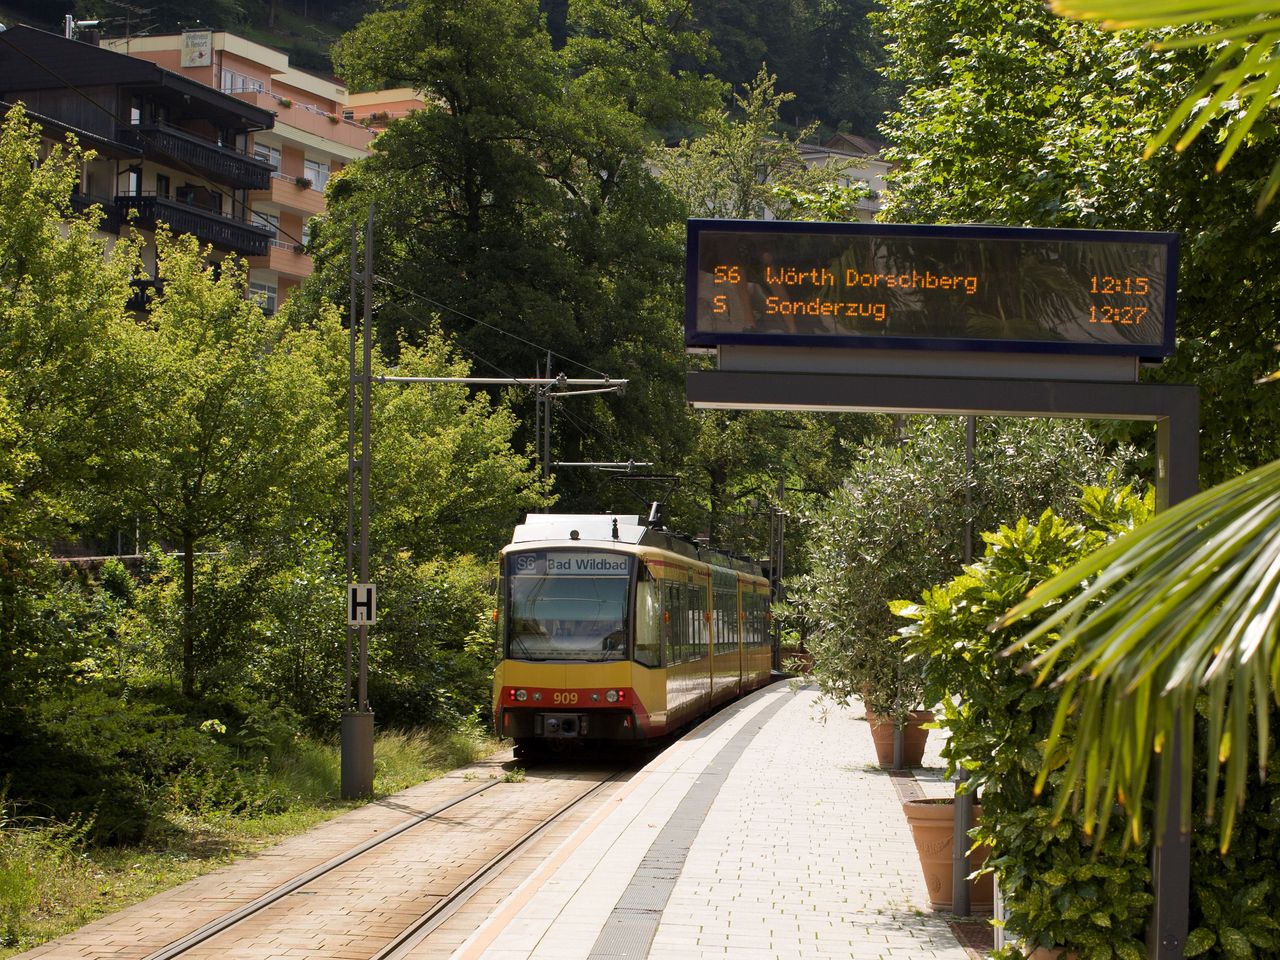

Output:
xmin=1051 ymin=0 xmax=1280 ymax=209
xmin=998 ymin=458 xmax=1280 ymax=849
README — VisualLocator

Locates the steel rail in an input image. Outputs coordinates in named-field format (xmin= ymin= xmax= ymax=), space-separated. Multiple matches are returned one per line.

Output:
xmin=373 ymin=769 xmax=629 ymax=960
xmin=140 ymin=778 xmax=504 ymax=960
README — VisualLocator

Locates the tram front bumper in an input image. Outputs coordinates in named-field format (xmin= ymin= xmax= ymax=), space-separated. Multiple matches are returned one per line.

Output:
xmin=501 ymin=708 xmax=641 ymax=741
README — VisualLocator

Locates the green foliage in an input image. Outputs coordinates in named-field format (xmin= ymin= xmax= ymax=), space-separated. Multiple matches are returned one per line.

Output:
xmin=690 ymin=0 xmax=894 ymax=136
xmin=0 ymin=105 xmax=139 ymax=545
xmin=657 ymin=66 xmax=849 ymax=222
xmin=368 ymin=553 xmax=498 ymax=727
xmin=371 ymin=333 xmax=552 ymax=558
xmin=787 ymin=417 xmax=1140 ymax=719
xmin=319 ymin=0 xmax=721 ymax=515
xmin=875 ymin=0 xmax=1280 ymax=485
xmin=1 ymin=688 xmax=230 ymax=843
xmin=898 ymin=490 xmax=1154 ymax=956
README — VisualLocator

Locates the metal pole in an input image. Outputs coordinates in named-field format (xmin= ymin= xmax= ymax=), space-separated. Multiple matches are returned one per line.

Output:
xmin=543 ymin=352 xmax=553 ymax=480
xmin=952 ymin=415 xmax=976 ymax=917
xmin=345 ymin=224 xmax=356 ymax=709
xmin=359 ymin=205 xmax=373 ymax=714
xmin=341 ymin=209 xmax=375 ymax=800
xmin=1148 ymin=407 xmax=1198 ymax=960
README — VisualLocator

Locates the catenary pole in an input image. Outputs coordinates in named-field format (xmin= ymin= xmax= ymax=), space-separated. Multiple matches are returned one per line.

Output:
xmin=341 ymin=207 xmax=375 ymax=799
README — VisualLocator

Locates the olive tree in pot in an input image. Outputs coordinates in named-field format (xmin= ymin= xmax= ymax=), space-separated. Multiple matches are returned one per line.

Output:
xmin=894 ymin=486 xmax=1154 ymax=953
xmin=789 ymin=418 xmax=1140 ymax=771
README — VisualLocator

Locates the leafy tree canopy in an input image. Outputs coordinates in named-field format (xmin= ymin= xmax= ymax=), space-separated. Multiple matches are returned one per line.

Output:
xmin=877 ymin=0 xmax=1280 ymax=485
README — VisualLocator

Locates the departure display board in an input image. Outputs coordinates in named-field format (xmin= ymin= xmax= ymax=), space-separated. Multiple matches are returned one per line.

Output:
xmin=685 ymin=220 xmax=1178 ymax=358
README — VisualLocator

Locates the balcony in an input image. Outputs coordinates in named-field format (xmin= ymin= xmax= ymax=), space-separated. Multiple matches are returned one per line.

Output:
xmin=232 ymin=91 xmax=375 ymax=153
xmin=126 ymin=279 xmax=162 ymax=312
xmin=116 ymin=193 xmax=273 ymax=256
xmin=248 ymin=238 xmax=314 ymax=282
xmin=117 ymin=123 xmax=274 ymax=190
xmin=249 ymin=172 xmax=326 ymax=217
xmin=69 ymin=191 xmax=122 ymax=234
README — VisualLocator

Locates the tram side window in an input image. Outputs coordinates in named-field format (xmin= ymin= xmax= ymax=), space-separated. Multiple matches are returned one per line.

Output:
xmin=663 ymin=581 xmax=689 ymax=663
xmin=689 ymin=584 xmax=709 ymax=659
xmin=757 ymin=593 xmax=770 ymax=647
xmin=711 ymin=588 xmax=728 ymax=653
xmin=635 ymin=575 xmax=661 ymax=667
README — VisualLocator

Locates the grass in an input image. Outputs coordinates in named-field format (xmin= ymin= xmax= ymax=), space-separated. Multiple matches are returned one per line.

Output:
xmin=0 ymin=725 xmax=500 ymax=958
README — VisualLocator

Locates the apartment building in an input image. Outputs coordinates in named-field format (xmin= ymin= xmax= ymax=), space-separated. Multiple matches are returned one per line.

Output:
xmin=106 ymin=30 xmax=376 ymax=311
xmin=344 ymin=88 xmax=427 ymax=130
xmin=797 ymin=133 xmax=890 ymax=222
xmin=0 ymin=24 xmax=276 ymax=306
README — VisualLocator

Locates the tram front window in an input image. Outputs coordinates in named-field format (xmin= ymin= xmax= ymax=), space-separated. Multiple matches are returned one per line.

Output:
xmin=506 ymin=551 xmax=632 ymax=661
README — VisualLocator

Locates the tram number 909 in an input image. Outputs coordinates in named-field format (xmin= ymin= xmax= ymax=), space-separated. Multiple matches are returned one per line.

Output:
xmin=553 ymin=692 xmax=578 ymax=705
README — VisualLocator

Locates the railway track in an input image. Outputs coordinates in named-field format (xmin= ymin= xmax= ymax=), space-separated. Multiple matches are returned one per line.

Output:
xmin=138 ymin=764 xmax=630 ymax=960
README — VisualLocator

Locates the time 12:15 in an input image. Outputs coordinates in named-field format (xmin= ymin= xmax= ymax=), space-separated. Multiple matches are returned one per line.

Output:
xmin=1091 ymin=275 xmax=1149 ymax=295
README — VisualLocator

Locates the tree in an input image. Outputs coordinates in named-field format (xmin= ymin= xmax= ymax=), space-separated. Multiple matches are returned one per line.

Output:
xmin=118 ymin=233 xmax=338 ymax=697
xmin=689 ymin=0 xmax=895 ymax=136
xmin=1053 ymin=0 xmax=1280 ymax=213
xmin=787 ymin=417 xmax=1141 ymax=716
xmin=0 ymin=105 xmax=141 ymax=709
xmin=315 ymin=0 xmax=722 ymax=514
xmin=0 ymin=105 xmax=139 ymax=545
xmin=656 ymin=67 xmax=885 ymax=549
xmin=369 ymin=330 xmax=553 ymax=559
xmin=876 ymin=0 xmax=1280 ymax=487
xmin=990 ymin=0 xmax=1280 ymax=854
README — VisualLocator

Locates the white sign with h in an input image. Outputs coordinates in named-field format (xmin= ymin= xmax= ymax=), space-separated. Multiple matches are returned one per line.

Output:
xmin=348 ymin=583 xmax=377 ymax=627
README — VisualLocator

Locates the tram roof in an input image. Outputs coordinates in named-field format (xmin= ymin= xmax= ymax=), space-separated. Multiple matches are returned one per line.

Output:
xmin=511 ymin=514 xmax=648 ymax=545
xmin=509 ymin=514 xmax=763 ymax=577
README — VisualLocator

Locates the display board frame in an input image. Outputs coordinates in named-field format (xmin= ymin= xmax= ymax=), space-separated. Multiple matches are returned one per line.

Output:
xmin=685 ymin=219 xmax=1179 ymax=359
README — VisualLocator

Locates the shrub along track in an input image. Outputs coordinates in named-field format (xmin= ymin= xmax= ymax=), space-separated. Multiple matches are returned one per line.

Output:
xmin=128 ymin=763 xmax=632 ymax=960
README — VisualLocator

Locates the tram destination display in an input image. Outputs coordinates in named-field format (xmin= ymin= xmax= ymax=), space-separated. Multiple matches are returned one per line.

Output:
xmin=685 ymin=219 xmax=1178 ymax=357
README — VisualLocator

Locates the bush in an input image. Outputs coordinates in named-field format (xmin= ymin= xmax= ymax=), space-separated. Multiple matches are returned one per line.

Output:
xmin=896 ymin=486 xmax=1154 ymax=957
xmin=0 ymin=688 xmax=230 ymax=842
xmin=366 ymin=553 xmax=496 ymax=728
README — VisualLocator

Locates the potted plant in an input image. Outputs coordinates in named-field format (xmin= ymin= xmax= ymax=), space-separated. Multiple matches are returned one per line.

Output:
xmin=858 ymin=645 xmax=931 ymax=768
xmin=277 ymin=96 xmax=292 ymax=108
xmin=894 ymin=490 xmax=1154 ymax=950
xmin=900 ymin=796 xmax=992 ymax=912
xmin=295 ymin=175 xmax=312 ymax=189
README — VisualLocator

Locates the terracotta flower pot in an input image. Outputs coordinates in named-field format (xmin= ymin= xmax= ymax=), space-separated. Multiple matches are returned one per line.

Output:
xmin=901 ymin=798 xmax=994 ymax=913
xmin=866 ymin=709 xmax=934 ymax=768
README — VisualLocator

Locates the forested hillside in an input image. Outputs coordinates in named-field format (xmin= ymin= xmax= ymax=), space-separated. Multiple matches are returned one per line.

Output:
xmin=21 ymin=0 xmax=893 ymax=135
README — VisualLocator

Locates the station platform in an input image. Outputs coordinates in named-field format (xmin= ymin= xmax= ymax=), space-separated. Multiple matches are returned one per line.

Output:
xmin=459 ymin=681 xmax=972 ymax=960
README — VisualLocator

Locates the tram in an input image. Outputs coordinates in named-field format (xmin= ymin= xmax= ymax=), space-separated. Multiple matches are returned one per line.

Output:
xmin=492 ymin=510 xmax=774 ymax=754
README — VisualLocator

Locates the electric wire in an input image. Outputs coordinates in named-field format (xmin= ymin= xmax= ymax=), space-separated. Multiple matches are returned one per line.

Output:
xmin=373 ymin=272 xmax=613 ymax=380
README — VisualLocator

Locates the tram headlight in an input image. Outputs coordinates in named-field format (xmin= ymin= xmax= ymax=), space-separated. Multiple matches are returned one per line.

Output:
xmin=514 ymin=689 xmax=528 ymax=702
xmin=605 ymin=689 xmax=619 ymax=703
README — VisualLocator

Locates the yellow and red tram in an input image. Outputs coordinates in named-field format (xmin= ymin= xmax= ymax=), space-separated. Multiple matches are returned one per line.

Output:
xmin=493 ymin=512 xmax=774 ymax=754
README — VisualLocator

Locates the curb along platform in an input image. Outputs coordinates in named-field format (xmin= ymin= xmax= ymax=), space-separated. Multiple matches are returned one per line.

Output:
xmin=456 ymin=681 xmax=970 ymax=960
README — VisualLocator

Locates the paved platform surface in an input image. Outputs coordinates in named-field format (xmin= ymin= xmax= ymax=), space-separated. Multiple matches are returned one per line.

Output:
xmin=450 ymin=681 xmax=968 ymax=960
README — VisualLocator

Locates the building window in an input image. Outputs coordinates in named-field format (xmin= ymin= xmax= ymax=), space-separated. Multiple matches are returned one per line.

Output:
xmin=155 ymin=173 xmax=170 ymax=199
xmin=300 ymin=218 xmax=312 ymax=247
xmin=253 ymin=210 xmax=279 ymax=237
xmin=253 ymin=142 xmax=281 ymax=169
xmin=249 ymin=280 xmax=277 ymax=315
xmin=220 ymin=69 xmax=265 ymax=95
xmin=303 ymin=159 xmax=328 ymax=192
